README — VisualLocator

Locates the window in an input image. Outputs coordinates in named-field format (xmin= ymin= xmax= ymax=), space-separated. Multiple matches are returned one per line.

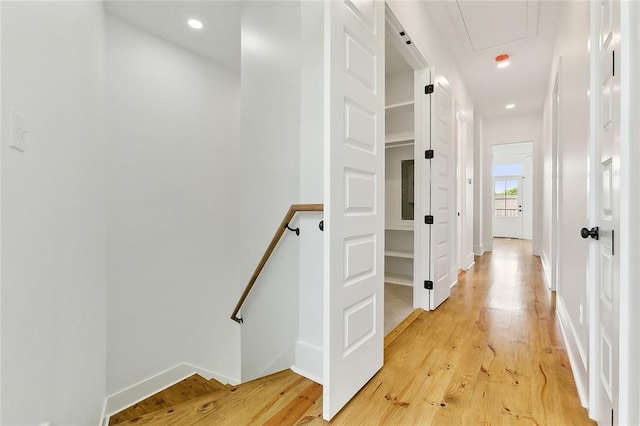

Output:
xmin=494 ymin=179 xmax=518 ymax=217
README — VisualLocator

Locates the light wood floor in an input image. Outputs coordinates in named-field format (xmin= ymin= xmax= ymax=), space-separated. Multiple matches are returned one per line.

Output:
xmin=384 ymin=282 xmax=413 ymax=335
xmin=111 ymin=239 xmax=594 ymax=425
xmin=309 ymin=238 xmax=594 ymax=424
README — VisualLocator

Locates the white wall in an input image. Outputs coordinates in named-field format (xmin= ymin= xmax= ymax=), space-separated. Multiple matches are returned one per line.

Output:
xmin=482 ymin=113 xmax=542 ymax=253
xmin=522 ymin=157 xmax=533 ymax=239
xmin=1 ymin=2 xmax=107 ymax=424
xmin=105 ymin=14 xmax=242 ymax=393
xmin=542 ymin=0 xmax=591 ymax=405
xmin=473 ymin=117 xmax=484 ymax=255
xmin=238 ymin=1 xmax=303 ymax=382
xmin=296 ymin=0 xmax=324 ymax=384
xmin=461 ymin=109 xmax=474 ymax=268
xmin=0 ymin=3 xmax=4 ymax=419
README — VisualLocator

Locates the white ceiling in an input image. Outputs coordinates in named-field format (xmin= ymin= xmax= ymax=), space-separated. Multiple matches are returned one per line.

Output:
xmin=104 ymin=1 xmax=559 ymax=120
xmin=456 ymin=1 xmax=530 ymax=52
xmin=424 ymin=0 xmax=560 ymax=119
xmin=103 ymin=1 xmax=241 ymax=72
xmin=493 ymin=141 xmax=533 ymax=165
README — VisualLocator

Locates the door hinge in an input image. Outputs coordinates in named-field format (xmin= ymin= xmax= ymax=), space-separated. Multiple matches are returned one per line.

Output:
xmin=425 ymin=149 xmax=434 ymax=159
xmin=425 ymin=215 xmax=434 ymax=224
xmin=611 ymin=408 xmax=614 ymax=425
xmin=424 ymin=280 xmax=433 ymax=290
xmin=425 ymin=84 xmax=434 ymax=94
xmin=613 ymin=50 xmax=615 ymax=77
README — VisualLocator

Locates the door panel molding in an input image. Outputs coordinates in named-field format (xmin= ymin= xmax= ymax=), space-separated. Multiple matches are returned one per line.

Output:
xmin=323 ymin=0 xmax=384 ymax=420
xmin=588 ymin=0 xmax=620 ymax=423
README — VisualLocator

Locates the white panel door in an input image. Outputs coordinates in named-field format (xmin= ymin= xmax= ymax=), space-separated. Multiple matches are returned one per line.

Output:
xmin=323 ymin=0 xmax=384 ymax=420
xmin=413 ymin=68 xmax=432 ymax=311
xmin=492 ymin=177 xmax=524 ymax=239
xmin=428 ymin=74 xmax=454 ymax=310
xmin=590 ymin=0 xmax=620 ymax=423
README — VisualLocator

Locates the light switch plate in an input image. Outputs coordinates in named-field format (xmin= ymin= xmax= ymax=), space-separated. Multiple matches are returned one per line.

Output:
xmin=11 ymin=108 xmax=27 ymax=152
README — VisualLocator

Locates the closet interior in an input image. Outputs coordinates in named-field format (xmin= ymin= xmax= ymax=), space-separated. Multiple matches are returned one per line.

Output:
xmin=384 ymin=28 xmax=416 ymax=334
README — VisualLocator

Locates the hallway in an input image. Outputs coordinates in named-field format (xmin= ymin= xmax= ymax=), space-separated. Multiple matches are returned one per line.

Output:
xmin=319 ymin=239 xmax=593 ymax=424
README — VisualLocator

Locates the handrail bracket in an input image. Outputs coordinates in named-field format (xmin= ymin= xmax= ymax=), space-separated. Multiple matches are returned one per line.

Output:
xmin=284 ymin=223 xmax=300 ymax=236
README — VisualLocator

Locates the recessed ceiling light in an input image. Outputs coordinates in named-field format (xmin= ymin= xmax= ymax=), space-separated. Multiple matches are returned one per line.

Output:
xmin=497 ymin=61 xmax=510 ymax=69
xmin=188 ymin=19 xmax=203 ymax=30
xmin=505 ymin=103 xmax=516 ymax=110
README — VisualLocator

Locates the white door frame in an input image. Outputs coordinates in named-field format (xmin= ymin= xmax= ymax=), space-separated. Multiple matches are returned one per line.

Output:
xmin=550 ymin=71 xmax=561 ymax=291
xmin=616 ymin=1 xmax=640 ymax=423
xmin=412 ymin=66 xmax=430 ymax=311
xmin=428 ymin=72 xmax=455 ymax=310
xmin=490 ymin=142 xmax=533 ymax=241
xmin=385 ymin=5 xmax=430 ymax=311
xmin=588 ymin=1 xmax=619 ymax=422
xmin=455 ymin=104 xmax=465 ymax=270
xmin=0 ymin=3 xmax=3 ymax=421
xmin=386 ymin=11 xmax=457 ymax=312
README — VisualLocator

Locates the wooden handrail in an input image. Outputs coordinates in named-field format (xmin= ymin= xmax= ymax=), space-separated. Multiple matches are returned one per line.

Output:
xmin=231 ymin=203 xmax=324 ymax=324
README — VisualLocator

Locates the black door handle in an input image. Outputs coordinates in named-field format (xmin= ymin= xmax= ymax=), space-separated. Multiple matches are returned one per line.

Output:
xmin=580 ymin=226 xmax=599 ymax=240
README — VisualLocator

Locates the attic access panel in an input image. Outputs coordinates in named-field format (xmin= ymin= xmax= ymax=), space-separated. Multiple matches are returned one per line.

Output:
xmin=456 ymin=0 xmax=529 ymax=51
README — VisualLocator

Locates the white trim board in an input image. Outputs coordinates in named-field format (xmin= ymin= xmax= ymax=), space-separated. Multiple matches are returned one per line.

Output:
xmin=293 ymin=340 xmax=322 ymax=385
xmin=540 ymin=252 xmax=552 ymax=290
xmin=618 ymin=2 xmax=640 ymax=424
xmin=0 ymin=3 xmax=4 ymax=422
xmin=102 ymin=363 xmax=238 ymax=421
xmin=556 ymin=295 xmax=589 ymax=408
xmin=465 ymin=258 xmax=475 ymax=271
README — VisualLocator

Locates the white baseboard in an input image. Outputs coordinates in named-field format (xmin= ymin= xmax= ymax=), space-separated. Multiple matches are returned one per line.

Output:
xmin=290 ymin=366 xmax=322 ymax=386
xmin=102 ymin=363 xmax=238 ymax=422
xmin=190 ymin=364 xmax=239 ymax=386
xmin=465 ymin=252 xmax=476 ymax=269
xmin=473 ymin=244 xmax=485 ymax=256
xmin=292 ymin=341 xmax=322 ymax=385
xmin=556 ymin=296 xmax=589 ymax=408
xmin=540 ymin=252 xmax=552 ymax=289
xmin=465 ymin=256 xmax=475 ymax=270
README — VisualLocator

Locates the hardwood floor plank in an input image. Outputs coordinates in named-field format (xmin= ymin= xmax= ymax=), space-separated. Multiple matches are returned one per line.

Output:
xmin=113 ymin=371 xmax=317 ymax=426
xmin=108 ymin=374 xmax=226 ymax=425
xmin=325 ymin=239 xmax=593 ymax=425
xmin=110 ymin=239 xmax=593 ymax=425
xmin=263 ymin=382 xmax=323 ymax=426
xmin=384 ymin=308 xmax=423 ymax=349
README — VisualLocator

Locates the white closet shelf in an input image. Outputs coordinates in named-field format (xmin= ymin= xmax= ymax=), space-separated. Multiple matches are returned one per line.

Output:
xmin=385 ymin=226 xmax=413 ymax=232
xmin=384 ymin=273 xmax=413 ymax=286
xmin=385 ymin=132 xmax=415 ymax=145
xmin=385 ymin=250 xmax=413 ymax=259
xmin=385 ymin=100 xmax=414 ymax=111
